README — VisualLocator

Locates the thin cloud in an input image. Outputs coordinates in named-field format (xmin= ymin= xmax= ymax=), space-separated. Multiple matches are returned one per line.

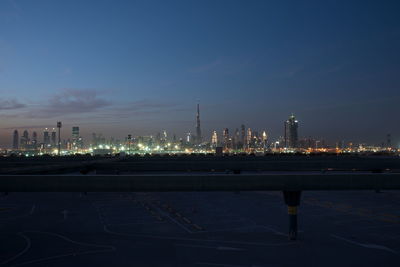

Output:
xmin=33 ymin=88 xmax=111 ymax=117
xmin=114 ymin=100 xmax=180 ymax=111
xmin=0 ymin=98 xmax=26 ymax=110
xmin=2 ymin=124 xmax=55 ymax=130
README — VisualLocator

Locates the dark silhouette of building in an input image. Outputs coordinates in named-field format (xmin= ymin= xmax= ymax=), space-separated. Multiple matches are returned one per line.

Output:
xmin=13 ymin=130 xmax=19 ymax=149
xmin=51 ymin=128 xmax=57 ymax=147
xmin=43 ymin=128 xmax=50 ymax=147
xmin=234 ymin=128 xmax=240 ymax=149
xmin=32 ymin=131 xmax=37 ymax=148
xmin=72 ymin=126 xmax=80 ymax=149
xmin=196 ymin=104 xmax=202 ymax=144
xmin=21 ymin=130 xmax=29 ymax=149
xmin=223 ymin=128 xmax=229 ymax=149
xmin=284 ymin=114 xmax=298 ymax=148
xmin=241 ymin=124 xmax=246 ymax=149
xmin=246 ymin=128 xmax=252 ymax=148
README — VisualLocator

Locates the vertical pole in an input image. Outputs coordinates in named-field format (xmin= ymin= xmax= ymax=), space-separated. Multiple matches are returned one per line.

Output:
xmin=283 ymin=191 xmax=301 ymax=240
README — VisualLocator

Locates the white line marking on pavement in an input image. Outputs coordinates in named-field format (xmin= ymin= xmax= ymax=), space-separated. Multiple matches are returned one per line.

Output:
xmin=154 ymin=206 xmax=193 ymax=234
xmin=104 ymin=225 xmax=295 ymax=247
xmin=0 ymin=233 xmax=31 ymax=265
xmin=6 ymin=231 xmax=116 ymax=267
xmin=331 ymin=234 xmax=398 ymax=254
xmin=0 ymin=205 xmax=37 ymax=221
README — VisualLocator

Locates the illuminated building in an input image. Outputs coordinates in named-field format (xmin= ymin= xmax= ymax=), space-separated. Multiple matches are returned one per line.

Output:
xmin=284 ymin=114 xmax=298 ymax=148
xmin=12 ymin=130 xmax=19 ymax=149
xmin=223 ymin=128 xmax=229 ymax=149
xmin=211 ymin=130 xmax=218 ymax=148
xmin=246 ymin=128 xmax=252 ymax=148
xmin=262 ymin=131 xmax=268 ymax=148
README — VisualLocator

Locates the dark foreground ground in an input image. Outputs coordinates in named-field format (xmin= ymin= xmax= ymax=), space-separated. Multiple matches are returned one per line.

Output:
xmin=0 ymin=190 xmax=399 ymax=267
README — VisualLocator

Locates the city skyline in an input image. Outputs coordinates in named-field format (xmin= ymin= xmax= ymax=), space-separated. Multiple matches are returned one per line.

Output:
xmin=1 ymin=1 xmax=399 ymax=146
xmin=4 ymin=108 xmax=395 ymax=152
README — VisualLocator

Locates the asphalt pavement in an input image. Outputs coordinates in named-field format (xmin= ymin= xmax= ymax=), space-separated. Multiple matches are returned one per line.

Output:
xmin=0 ymin=190 xmax=399 ymax=266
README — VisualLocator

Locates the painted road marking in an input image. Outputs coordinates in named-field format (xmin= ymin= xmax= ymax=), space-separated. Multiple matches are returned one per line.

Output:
xmin=3 ymin=231 xmax=116 ymax=266
xmin=331 ymin=234 xmax=398 ymax=254
xmin=104 ymin=225 xmax=296 ymax=247
xmin=153 ymin=207 xmax=193 ymax=233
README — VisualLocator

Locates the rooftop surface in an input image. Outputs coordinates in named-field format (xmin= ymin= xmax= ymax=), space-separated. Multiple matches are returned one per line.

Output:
xmin=1 ymin=190 xmax=399 ymax=266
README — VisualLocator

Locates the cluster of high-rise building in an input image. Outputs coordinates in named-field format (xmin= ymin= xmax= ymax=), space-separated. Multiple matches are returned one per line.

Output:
xmin=12 ymin=128 xmax=54 ymax=150
xmin=6 ymin=105 xmax=396 ymax=156
xmin=209 ymin=125 xmax=268 ymax=152
xmin=11 ymin=125 xmax=83 ymax=154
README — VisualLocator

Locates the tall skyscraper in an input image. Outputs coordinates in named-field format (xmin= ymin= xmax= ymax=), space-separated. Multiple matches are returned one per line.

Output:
xmin=13 ymin=130 xmax=19 ymax=149
xmin=262 ymin=130 xmax=268 ymax=150
xmin=196 ymin=104 xmax=202 ymax=144
xmin=72 ymin=126 xmax=81 ymax=149
xmin=43 ymin=128 xmax=50 ymax=147
xmin=21 ymin=130 xmax=29 ymax=149
xmin=186 ymin=132 xmax=192 ymax=143
xmin=72 ymin=127 xmax=79 ymax=139
xmin=262 ymin=130 xmax=268 ymax=143
xmin=246 ymin=128 xmax=252 ymax=148
xmin=51 ymin=128 xmax=57 ymax=147
xmin=284 ymin=114 xmax=299 ymax=148
xmin=163 ymin=130 xmax=167 ymax=141
xmin=211 ymin=130 xmax=218 ymax=147
xmin=241 ymin=124 xmax=246 ymax=149
xmin=223 ymin=128 xmax=229 ymax=149
xmin=32 ymin=131 xmax=37 ymax=148
xmin=92 ymin=133 xmax=98 ymax=146
xmin=234 ymin=128 xmax=240 ymax=149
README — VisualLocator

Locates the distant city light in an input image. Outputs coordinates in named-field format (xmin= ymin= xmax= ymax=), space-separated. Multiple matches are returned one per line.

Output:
xmin=3 ymin=108 xmax=397 ymax=157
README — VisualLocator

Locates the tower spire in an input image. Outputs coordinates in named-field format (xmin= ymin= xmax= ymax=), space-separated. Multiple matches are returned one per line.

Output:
xmin=196 ymin=103 xmax=202 ymax=144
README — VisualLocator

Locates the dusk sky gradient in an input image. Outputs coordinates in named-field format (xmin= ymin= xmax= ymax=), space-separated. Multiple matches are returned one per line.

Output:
xmin=1 ymin=0 xmax=400 ymax=147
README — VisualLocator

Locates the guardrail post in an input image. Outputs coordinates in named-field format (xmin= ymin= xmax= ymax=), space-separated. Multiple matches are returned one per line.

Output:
xmin=283 ymin=191 xmax=302 ymax=240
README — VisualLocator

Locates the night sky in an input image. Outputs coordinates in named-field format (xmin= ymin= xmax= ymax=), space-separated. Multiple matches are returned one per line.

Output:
xmin=0 ymin=0 xmax=399 ymax=147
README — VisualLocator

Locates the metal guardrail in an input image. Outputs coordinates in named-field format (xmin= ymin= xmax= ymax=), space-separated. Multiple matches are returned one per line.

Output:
xmin=1 ymin=173 xmax=400 ymax=192
xmin=2 ymin=156 xmax=400 ymax=174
